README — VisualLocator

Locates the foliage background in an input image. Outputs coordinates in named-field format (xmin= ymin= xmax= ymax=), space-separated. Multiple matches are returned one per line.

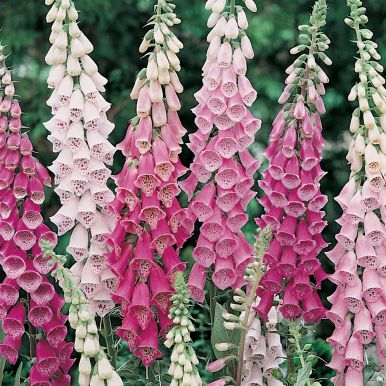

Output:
xmin=1 ymin=0 xmax=386 ymax=384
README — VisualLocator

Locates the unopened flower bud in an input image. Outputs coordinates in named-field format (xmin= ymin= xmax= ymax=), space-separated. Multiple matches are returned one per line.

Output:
xmin=107 ymin=371 xmax=123 ymax=386
xmin=90 ymin=374 xmax=105 ymax=386
xmin=79 ymin=354 xmax=92 ymax=375
xmin=244 ymin=0 xmax=257 ymax=12
xmin=79 ymin=309 xmax=90 ymax=322
xmin=76 ymin=324 xmax=88 ymax=339
xmin=215 ymin=342 xmax=234 ymax=352
xmin=75 ymin=337 xmax=84 ymax=353
xmin=83 ymin=336 xmax=97 ymax=356
xmin=79 ymin=373 xmax=91 ymax=386
xmin=208 ymin=12 xmax=220 ymax=28
xmin=212 ymin=0 xmax=226 ymax=13
xmin=139 ymin=39 xmax=151 ymax=54
xmin=98 ymin=357 xmax=113 ymax=379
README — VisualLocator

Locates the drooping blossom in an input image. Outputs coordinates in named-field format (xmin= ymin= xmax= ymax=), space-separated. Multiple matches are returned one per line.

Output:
xmin=105 ymin=0 xmax=189 ymax=367
xmin=241 ymin=303 xmax=284 ymax=385
xmin=326 ymin=2 xmax=386 ymax=384
xmin=181 ymin=0 xmax=262 ymax=296
xmin=43 ymin=0 xmax=117 ymax=316
xmin=0 ymin=43 xmax=72 ymax=384
xmin=255 ymin=0 xmax=330 ymax=322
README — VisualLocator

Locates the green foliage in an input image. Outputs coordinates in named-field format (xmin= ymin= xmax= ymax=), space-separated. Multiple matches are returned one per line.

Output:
xmin=295 ymin=362 xmax=313 ymax=386
xmin=13 ymin=362 xmax=22 ymax=386
xmin=211 ymin=303 xmax=240 ymax=360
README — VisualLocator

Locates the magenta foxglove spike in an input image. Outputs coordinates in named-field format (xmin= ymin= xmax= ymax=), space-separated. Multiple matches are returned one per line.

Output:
xmin=255 ymin=0 xmax=331 ymax=323
xmin=0 ymin=41 xmax=71 ymax=380
xmin=104 ymin=0 xmax=189 ymax=366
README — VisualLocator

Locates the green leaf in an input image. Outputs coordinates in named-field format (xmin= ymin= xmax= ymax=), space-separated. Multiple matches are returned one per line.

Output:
xmin=211 ymin=303 xmax=240 ymax=360
xmin=0 ymin=356 xmax=5 ymax=385
xmin=295 ymin=362 xmax=312 ymax=386
xmin=0 ymin=324 xmax=5 ymax=384
xmin=14 ymin=362 xmax=23 ymax=386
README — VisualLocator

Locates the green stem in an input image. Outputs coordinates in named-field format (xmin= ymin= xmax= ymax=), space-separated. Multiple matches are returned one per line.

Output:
xmin=235 ymin=276 xmax=262 ymax=386
xmin=148 ymin=363 xmax=157 ymax=384
xmin=290 ymin=321 xmax=311 ymax=386
xmin=209 ymin=278 xmax=217 ymax=326
xmin=287 ymin=337 xmax=295 ymax=374
xmin=383 ymin=366 xmax=386 ymax=386
xmin=156 ymin=0 xmax=162 ymax=20
xmin=28 ymin=321 xmax=36 ymax=359
xmin=103 ymin=315 xmax=117 ymax=368
xmin=27 ymin=294 xmax=36 ymax=359
xmin=230 ymin=0 xmax=236 ymax=14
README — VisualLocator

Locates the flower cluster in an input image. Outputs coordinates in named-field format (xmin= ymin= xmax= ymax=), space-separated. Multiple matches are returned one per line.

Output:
xmin=41 ymin=241 xmax=123 ymax=386
xmin=181 ymin=0 xmax=262 ymax=297
xmin=255 ymin=0 xmax=330 ymax=322
xmin=241 ymin=303 xmax=284 ymax=385
xmin=105 ymin=0 xmax=189 ymax=367
xmin=0 ymin=44 xmax=72 ymax=385
xmin=164 ymin=272 xmax=202 ymax=386
xmin=43 ymin=0 xmax=117 ymax=316
xmin=326 ymin=1 xmax=386 ymax=384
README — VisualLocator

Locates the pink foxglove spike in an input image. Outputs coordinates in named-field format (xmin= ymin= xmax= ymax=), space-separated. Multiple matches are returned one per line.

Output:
xmin=326 ymin=1 xmax=386 ymax=384
xmin=0 ymin=41 xmax=72 ymax=382
xmin=180 ymin=0 xmax=262 ymax=293
xmin=104 ymin=0 xmax=189 ymax=367
xmin=256 ymin=0 xmax=330 ymax=322
xmin=43 ymin=0 xmax=117 ymax=316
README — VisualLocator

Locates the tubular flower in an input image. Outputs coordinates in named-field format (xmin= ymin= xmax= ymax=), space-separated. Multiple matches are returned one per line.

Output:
xmin=43 ymin=0 xmax=117 ymax=315
xmin=242 ymin=229 xmax=284 ymax=386
xmin=255 ymin=0 xmax=330 ymax=322
xmin=105 ymin=0 xmax=189 ymax=366
xmin=0 ymin=44 xmax=72 ymax=383
xmin=326 ymin=2 xmax=386 ymax=384
xmin=241 ymin=304 xmax=284 ymax=385
xmin=164 ymin=272 xmax=202 ymax=386
xmin=41 ymin=241 xmax=123 ymax=386
xmin=181 ymin=0 xmax=262 ymax=295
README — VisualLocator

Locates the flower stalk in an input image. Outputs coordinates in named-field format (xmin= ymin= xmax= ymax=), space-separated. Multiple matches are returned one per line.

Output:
xmin=104 ymin=0 xmax=189 ymax=367
xmin=40 ymin=241 xmax=123 ymax=386
xmin=325 ymin=1 xmax=386 ymax=384
xmin=255 ymin=0 xmax=330 ymax=323
xmin=235 ymin=227 xmax=272 ymax=385
xmin=181 ymin=0 xmax=262 ymax=298
xmin=206 ymin=227 xmax=284 ymax=385
xmin=43 ymin=0 xmax=117 ymax=316
xmin=0 ymin=42 xmax=72 ymax=385
xmin=164 ymin=272 xmax=202 ymax=386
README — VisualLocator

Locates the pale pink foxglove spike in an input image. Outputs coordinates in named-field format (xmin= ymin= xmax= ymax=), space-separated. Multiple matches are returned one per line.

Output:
xmin=0 ymin=42 xmax=71 ymax=378
xmin=43 ymin=0 xmax=117 ymax=314
xmin=181 ymin=0 xmax=262 ymax=293
xmin=326 ymin=2 xmax=386 ymax=384
xmin=255 ymin=0 xmax=330 ymax=323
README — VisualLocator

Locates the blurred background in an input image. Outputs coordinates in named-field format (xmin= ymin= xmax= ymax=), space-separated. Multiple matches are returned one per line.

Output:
xmin=1 ymin=0 xmax=386 ymax=384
